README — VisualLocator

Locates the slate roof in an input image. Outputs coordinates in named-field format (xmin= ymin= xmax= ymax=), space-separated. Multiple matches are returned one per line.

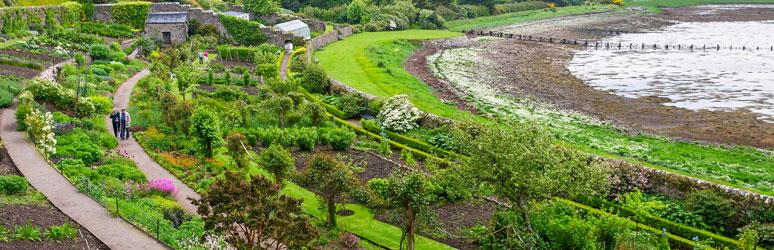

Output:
xmin=221 ymin=11 xmax=248 ymax=17
xmin=146 ymin=12 xmax=188 ymax=24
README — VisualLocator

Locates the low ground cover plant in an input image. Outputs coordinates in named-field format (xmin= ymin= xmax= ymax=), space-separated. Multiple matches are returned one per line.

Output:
xmin=0 ymin=175 xmax=28 ymax=195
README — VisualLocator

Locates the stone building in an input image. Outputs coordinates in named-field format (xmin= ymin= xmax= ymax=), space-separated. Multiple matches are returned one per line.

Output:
xmin=145 ymin=12 xmax=188 ymax=46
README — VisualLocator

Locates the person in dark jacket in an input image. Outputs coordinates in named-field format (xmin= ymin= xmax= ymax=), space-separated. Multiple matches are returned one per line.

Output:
xmin=119 ymin=108 xmax=131 ymax=140
xmin=109 ymin=108 xmax=120 ymax=138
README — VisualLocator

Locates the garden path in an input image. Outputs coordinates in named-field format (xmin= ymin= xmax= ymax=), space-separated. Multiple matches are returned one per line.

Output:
xmin=279 ymin=50 xmax=291 ymax=81
xmin=106 ymin=68 xmax=201 ymax=214
xmin=0 ymin=107 xmax=169 ymax=250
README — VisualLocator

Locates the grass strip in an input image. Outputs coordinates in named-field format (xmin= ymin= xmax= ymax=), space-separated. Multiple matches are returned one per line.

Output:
xmin=445 ymin=5 xmax=618 ymax=32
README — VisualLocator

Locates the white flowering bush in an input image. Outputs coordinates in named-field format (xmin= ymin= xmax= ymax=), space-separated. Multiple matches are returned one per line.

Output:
xmin=377 ymin=95 xmax=422 ymax=132
xmin=25 ymin=109 xmax=57 ymax=158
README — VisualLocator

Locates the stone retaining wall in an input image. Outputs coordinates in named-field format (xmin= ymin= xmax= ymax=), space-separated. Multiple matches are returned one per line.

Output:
xmin=93 ymin=2 xmax=226 ymax=37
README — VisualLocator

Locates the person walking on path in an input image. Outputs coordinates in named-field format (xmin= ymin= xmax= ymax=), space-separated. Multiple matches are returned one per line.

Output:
xmin=119 ymin=108 xmax=131 ymax=140
xmin=197 ymin=51 xmax=204 ymax=64
xmin=203 ymin=50 xmax=209 ymax=63
xmin=109 ymin=108 xmax=121 ymax=138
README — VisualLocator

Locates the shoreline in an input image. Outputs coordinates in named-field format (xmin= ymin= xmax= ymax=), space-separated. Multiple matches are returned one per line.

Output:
xmin=410 ymin=5 xmax=774 ymax=149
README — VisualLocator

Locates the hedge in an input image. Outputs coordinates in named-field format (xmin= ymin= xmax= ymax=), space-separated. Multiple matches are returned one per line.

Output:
xmin=60 ymin=2 xmax=82 ymax=26
xmin=360 ymin=118 xmax=468 ymax=161
xmin=219 ymin=15 xmax=266 ymax=46
xmin=111 ymin=1 xmax=151 ymax=29
xmin=216 ymin=44 xmax=279 ymax=63
xmin=557 ymin=198 xmax=713 ymax=250
xmin=80 ymin=22 xmax=135 ymax=38
xmin=579 ymin=196 xmax=740 ymax=249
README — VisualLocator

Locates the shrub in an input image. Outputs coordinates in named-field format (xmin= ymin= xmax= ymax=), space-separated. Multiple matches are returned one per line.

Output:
xmin=25 ymin=109 xmax=56 ymax=158
xmin=148 ymin=178 xmax=178 ymax=196
xmin=90 ymin=96 xmax=112 ymax=115
xmin=341 ymin=233 xmax=359 ymax=248
xmin=163 ymin=206 xmax=192 ymax=228
xmin=0 ymin=175 xmax=28 ymax=195
xmin=324 ymin=127 xmax=355 ymax=151
xmin=89 ymin=44 xmax=112 ymax=61
xmin=97 ymin=163 xmax=146 ymax=183
xmin=377 ymin=94 xmax=421 ymax=132
xmin=79 ymin=22 xmax=134 ymax=38
xmin=296 ymin=127 xmax=318 ymax=151
xmin=44 ymin=224 xmax=77 ymax=240
xmin=299 ymin=64 xmax=330 ymax=93
xmin=417 ymin=9 xmax=445 ymax=30
xmin=0 ymin=89 xmax=13 ymax=108
xmin=686 ymin=190 xmax=736 ymax=233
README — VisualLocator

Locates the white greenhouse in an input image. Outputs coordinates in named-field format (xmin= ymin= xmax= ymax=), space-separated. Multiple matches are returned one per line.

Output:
xmin=273 ymin=20 xmax=311 ymax=40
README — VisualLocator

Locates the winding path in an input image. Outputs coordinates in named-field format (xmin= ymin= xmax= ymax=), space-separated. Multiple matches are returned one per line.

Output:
xmin=106 ymin=68 xmax=201 ymax=214
xmin=1 ymin=106 xmax=168 ymax=250
xmin=279 ymin=50 xmax=291 ymax=81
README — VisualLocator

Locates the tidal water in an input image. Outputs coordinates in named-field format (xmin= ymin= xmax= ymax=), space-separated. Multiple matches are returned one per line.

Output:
xmin=568 ymin=19 xmax=774 ymax=122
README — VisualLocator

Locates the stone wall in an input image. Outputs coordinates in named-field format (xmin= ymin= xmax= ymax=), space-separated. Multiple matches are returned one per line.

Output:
xmin=144 ymin=22 xmax=188 ymax=45
xmin=92 ymin=2 xmax=227 ymax=37
xmin=0 ymin=5 xmax=65 ymax=29
xmin=307 ymin=26 xmax=353 ymax=52
xmin=93 ymin=4 xmax=112 ymax=23
xmin=302 ymin=19 xmax=325 ymax=32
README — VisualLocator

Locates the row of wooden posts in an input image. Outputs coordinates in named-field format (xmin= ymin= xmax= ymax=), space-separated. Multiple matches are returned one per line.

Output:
xmin=465 ymin=30 xmax=774 ymax=52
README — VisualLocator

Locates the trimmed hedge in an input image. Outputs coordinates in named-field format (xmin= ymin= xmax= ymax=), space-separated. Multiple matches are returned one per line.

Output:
xmin=558 ymin=198 xmax=712 ymax=250
xmin=219 ymin=15 xmax=266 ymax=46
xmin=360 ymin=118 xmax=467 ymax=161
xmin=111 ymin=1 xmax=151 ymax=29
xmin=299 ymin=87 xmax=350 ymax=118
xmin=579 ymin=196 xmax=740 ymax=249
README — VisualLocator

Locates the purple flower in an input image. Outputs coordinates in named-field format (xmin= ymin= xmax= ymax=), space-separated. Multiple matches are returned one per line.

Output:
xmin=148 ymin=178 xmax=178 ymax=196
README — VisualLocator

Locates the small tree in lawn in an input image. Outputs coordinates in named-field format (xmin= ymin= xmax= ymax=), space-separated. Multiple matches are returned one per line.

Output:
xmin=299 ymin=154 xmax=358 ymax=228
xmin=266 ymin=95 xmax=294 ymax=128
xmin=226 ymin=132 xmax=249 ymax=170
xmin=190 ymin=107 xmax=223 ymax=157
xmin=192 ymin=171 xmax=317 ymax=249
xmin=458 ymin=120 xmax=609 ymax=233
xmin=370 ymin=170 xmax=436 ymax=250
xmin=299 ymin=64 xmax=330 ymax=93
xmin=259 ymin=144 xmax=294 ymax=188
xmin=174 ymin=65 xmax=198 ymax=101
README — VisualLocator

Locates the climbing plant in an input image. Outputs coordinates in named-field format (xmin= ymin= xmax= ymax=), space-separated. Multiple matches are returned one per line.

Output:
xmin=111 ymin=1 xmax=151 ymax=29
xmin=218 ymin=15 xmax=266 ymax=46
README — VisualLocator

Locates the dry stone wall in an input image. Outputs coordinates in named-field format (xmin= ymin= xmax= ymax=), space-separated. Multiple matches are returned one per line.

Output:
xmin=93 ymin=2 xmax=227 ymax=37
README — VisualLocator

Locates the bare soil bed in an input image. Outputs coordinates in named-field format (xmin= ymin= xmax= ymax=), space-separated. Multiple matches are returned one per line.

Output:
xmin=0 ymin=64 xmax=40 ymax=79
xmin=0 ymin=49 xmax=68 ymax=65
xmin=408 ymin=6 xmax=774 ymax=148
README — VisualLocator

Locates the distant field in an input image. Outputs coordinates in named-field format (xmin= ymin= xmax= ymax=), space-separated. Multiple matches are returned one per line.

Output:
xmin=445 ymin=5 xmax=618 ymax=32
xmin=8 ymin=0 xmax=70 ymax=6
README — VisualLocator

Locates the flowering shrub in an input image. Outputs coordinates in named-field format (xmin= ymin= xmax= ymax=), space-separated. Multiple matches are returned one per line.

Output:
xmin=148 ymin=178 xmax=178 ymax=196
xmin=25 ymin=109 xmax=56 ymax=158
xmin=377 ymin=95 xmax=422 ymax=132
xmin=340 ymin=232 xmax=359 ymax=248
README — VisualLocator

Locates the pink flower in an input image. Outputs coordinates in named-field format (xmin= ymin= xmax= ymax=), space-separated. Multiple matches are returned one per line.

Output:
xmin=148 ymin=178 xmax=178 ymax=196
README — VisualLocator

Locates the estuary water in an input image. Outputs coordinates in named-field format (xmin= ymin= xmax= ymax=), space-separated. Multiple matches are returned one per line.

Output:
xmin=568 ymin=20 xmax=774 ymax=122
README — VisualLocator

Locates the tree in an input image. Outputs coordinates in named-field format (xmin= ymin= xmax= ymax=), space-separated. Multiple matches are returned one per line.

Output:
xmin=299 ymin=154 xmax=358 ymax=228
xmin=174 ymin=65 xmax=198 ymax=101
xmin=458 ymin=120 xmax=609 ymax=233
xmin=346 ymin=0 xmax=367 ymax=24
xmin=226 ymin=132 xmax=249 ymax=169
xmin=266 ymin=95 xmax=294 ymax=128
xmin=244 ymin=0 xmax=277 ymax=16
xmin=259 ymin=144 xmax=294 ymax=188
xmin=370 ymin=170 xmax=435 ymax=250
xmin=255 ymin=63 xmax=278 ymax=84
xmin=190 ymin=107 xmax=223 ymax=157
xmin=303 ymin=102 xmax=326 ymax=126
xmin=299 ymin=64 xmax=330 ymax=93
xmin=192 ymin=171 xmax=316 ymax=249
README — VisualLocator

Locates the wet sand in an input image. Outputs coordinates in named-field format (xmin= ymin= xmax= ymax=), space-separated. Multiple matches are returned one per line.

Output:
xmin=409 ymin=5 xmax=774 ymax=148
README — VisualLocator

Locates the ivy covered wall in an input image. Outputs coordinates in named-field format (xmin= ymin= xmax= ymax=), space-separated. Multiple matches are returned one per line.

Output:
xmin=110 ymin=1 xmax=150 ymax=29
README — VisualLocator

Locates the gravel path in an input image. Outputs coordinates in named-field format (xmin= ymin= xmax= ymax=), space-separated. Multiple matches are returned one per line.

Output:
xmin=106 ymin=68 xmax=201 ymax=214
xmin=279 ymin=51 xmax=291 ymax=81
xmin=0 ymin=105 xmax=168 ymax=250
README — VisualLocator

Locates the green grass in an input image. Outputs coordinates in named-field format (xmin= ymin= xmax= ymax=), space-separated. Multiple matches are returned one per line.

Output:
xmin=445 ymin=5 xmax=619 ymax=32
xmin=316 ymin=30 xmax=482 ymax=122
xmin=12 ymin=0 xmax=69 ymax=6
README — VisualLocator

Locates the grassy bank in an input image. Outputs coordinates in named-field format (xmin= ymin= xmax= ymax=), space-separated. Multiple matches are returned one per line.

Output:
xmin=445 ymin=5 xmax=618 ymax=32
xmin=626 ymin=0 xmax=774 ymax=11
xmin=315 ymin=30 xmax=481 ymax=121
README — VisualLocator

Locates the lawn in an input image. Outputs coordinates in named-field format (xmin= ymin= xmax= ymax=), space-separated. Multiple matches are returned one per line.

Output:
xmin=445 ymin=5 xmax=619 ymax=32
xmin=315 ymin=30 xmax=482 ymax=121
